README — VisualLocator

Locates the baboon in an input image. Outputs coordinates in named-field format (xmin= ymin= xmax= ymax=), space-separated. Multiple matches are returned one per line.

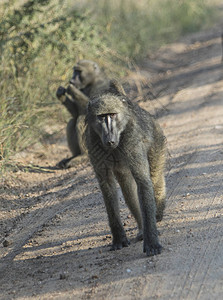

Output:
xmin=56 ymin=60 xmax=111 ymax=168
xmin=85 ymin=86 xmax=166 ymax=256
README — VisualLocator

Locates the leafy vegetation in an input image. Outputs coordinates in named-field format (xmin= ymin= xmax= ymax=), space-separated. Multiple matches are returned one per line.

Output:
xmin=0 ymin=0 xmax=218 ymax=172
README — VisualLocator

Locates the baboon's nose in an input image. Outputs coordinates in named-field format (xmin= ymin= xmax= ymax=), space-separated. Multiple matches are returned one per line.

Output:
xmin=107 ymin=140 xmax=115 ymax=147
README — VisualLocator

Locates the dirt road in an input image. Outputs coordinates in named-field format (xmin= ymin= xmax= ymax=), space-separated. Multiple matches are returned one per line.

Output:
xmin=1 ymin=25 xmax=223 ymax=299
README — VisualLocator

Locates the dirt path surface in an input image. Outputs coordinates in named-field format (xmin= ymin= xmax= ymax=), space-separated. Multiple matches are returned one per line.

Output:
xmin=1 ymin=25 xmax=223 ymax=300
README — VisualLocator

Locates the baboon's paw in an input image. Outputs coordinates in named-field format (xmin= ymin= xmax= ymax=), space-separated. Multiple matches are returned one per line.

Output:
xmin=136 ymin=230 xmax=143 ymax=241
xmin=156 ymin=212 xmax=164 ymax=222
xmin=56 ymin=158 xmax=71 ymax=169
xmin=110 ymin=238 xmax=130 ymax=251
xmin=143 ymin=242 xmax=162 ymax=256
xmin=56 ymin=86 xmax=66 ymax=99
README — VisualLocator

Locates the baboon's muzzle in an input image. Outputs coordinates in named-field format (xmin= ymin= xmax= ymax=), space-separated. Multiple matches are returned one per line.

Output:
xmin=101 ymin=115 xmax=119 ymax=149
xmin=104 ymin=138 xmax=117 ymax=149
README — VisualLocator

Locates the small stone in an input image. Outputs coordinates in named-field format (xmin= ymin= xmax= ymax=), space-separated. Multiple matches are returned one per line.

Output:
xmin=59 ymin=273 xmax=67 ymax=280
xmin=3 ymin=240 xmax=10 ymax=247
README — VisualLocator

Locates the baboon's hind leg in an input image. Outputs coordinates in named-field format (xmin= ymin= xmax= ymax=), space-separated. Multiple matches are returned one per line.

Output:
xmin=154 ymin=172 xmax=166 ymax=222
xmin=56 ymin=118 xmax=81 ymax=169
xmin=66 ymin=118 xmax=81 ymax=157
xmin=150 ymin=153 xmax=166 ymax=222
xmin=76 ymin=115 xmax=87 ymax=155
xmin=64 ymin=115 xmax=89 ymax=167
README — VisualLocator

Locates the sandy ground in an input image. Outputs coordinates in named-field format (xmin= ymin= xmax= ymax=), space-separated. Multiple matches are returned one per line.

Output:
xmin=1 ymin=24 xmax=223 ymax=300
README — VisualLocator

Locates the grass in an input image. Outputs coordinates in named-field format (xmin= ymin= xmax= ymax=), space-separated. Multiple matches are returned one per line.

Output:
xmin=89 ymin=0 xmax=216 ymax=58
xmin=0 ymin=0 xmax=218 ymax=173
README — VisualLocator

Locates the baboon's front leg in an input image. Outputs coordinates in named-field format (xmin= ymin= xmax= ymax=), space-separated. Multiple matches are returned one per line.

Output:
xmin=130 ymin=157 xmax=162 ymax=256
xmin=66 ymin=84 xmax=89 ymax=114
xmin=96 ymin=170 xmax=129 ymax=250
xmin=56 ymin=86 xmax=79 ymax=120
xmin=115 ymin=168 xmax=143 ymax=240
xmin=138 ymin=178 xmax=162 ymax=256
xmin=56 ymin=86 xmax=67 ymax=102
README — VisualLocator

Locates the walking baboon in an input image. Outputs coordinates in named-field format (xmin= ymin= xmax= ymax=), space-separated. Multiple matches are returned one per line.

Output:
xmin=85 ymin=86 xmax=166 ymax=256
xmin=56 ymin=60 xmax=111 ymax=168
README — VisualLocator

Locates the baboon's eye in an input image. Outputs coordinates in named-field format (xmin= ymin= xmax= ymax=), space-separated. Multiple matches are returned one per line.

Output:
xmin=109 ymin=113 xmax=117 ymax=119
xmin=97 ymin=114 xmax=106 ymax=121
xmin=73 ymin=70 xmax=82 ymax=81
xmin=97 ymin=113 xmax=117 ymax=121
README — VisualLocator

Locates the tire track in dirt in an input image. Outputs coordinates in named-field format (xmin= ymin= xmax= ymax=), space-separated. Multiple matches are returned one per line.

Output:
xmin=0 ymin=168 xmax=92 ymax=279
xmin=195 ymin=237 xmax=222 ymax=299
xmin=168 ymin=152 xmax=223 ymax=299
xmin=183 ymin=166 xmax=222 ymax=299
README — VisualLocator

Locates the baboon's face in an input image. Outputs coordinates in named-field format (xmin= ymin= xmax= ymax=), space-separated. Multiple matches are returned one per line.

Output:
xmin=69 ymin=60 xmax=100 ymax=90
xmin=96 ymin=113 xmax=121 ymax=149
xmin=89 ymin=95 xmax=129 ymax=149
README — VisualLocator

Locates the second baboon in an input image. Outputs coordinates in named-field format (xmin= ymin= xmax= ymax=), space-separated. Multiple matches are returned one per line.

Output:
xmin=85 ymin=86 xmax=166 ymax=256
xmin=56 ymin=60 xmax=111 ymax=168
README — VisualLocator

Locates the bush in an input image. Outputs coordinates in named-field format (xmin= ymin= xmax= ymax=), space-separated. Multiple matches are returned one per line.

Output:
xmin=0 ymin=0 xmax=115 ymax=168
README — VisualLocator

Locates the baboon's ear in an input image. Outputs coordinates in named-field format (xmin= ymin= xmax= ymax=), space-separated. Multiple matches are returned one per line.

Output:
xmin=93 ymin=62 xmax=100 ymax=74
xmin=87 ymin=100 xmax=92 ymax=110
xmin=108 ymin=79 xmax=126 ymax=96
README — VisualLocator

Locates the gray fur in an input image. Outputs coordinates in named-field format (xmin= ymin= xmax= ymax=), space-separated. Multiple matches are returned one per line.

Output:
xmin=85 ymin=91 xmax=166 ymax=256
